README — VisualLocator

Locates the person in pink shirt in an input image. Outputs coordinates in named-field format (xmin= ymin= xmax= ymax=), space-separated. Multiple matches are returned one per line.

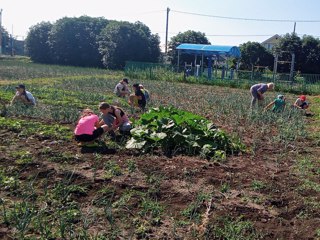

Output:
xmin=74 ymin=108 xmax=108 ymax=143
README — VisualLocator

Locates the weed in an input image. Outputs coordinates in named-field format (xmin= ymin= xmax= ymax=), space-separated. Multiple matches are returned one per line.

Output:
xmin=104 ymin=160 xmax=122 ymax=179
xmin=139 ymin=197 xmax=164 ymax=219
xmin=127 ymin=159 xmax=137 ymax=173
xmin=220 ymin=182 xmax=230 ymax=193
xmin=204 ymin=216 xmax=262 ymax=240
xmin=11 ymin=150 xmax=34 ymax=165
xmin=251 ymin=180 xmax=266 ymax=191
xmin=182 ymin=192 xmax=211 ymax=222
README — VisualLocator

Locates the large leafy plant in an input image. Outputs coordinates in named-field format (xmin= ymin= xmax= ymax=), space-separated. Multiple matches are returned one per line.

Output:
xmin=126 ymin=107 xmax=244 ymax=158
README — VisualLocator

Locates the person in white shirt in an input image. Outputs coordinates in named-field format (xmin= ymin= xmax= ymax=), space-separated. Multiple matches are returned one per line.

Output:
xmin=114 ymin=78 xmax=130 ymax=98
xmin=11 ymin=84 xmax=36 ymax=106
xmin=293 ymin=95 xmax=309 ymax=110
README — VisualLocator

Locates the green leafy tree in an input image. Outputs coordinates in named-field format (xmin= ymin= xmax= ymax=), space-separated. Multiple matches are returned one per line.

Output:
xmin=48 ymin=16 xmax=108 ymax=67
xmin=274 ymin=33 xmax=302 ymax=73
xmin=239 ymin=41 xmax=273 ymax=71
xmin=300 ymin=35 xmax=320 ymax=74
xmin=25 ymin=22 xmax=53 ymax=63
xmin=98 ymin=21 xmax=161 ymax=69
xmin=1 ymin=27 xmax=12 ymax=55
xmin=167 ymin=30 xmax=210 ymax=66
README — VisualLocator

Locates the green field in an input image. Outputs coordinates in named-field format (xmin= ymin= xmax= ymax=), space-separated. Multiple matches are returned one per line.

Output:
xmin=0 ymin=58 xmax=319 ymax=239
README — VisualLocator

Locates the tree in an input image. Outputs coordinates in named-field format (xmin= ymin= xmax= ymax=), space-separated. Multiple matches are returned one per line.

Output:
xmin=274 ymin=33 xmax=302 ymax=73
xmin=48 ymin=16 xmax=109 ymax=67
xmin=239 ymin=41 xmax=274 ymax=71
xmin=300 ymin=35 xmax=320 ymax=74
xmin=167 ymin=30 xmax=210 ymax=66
xmin=98 ymin=21 xmax=161 ymax=69
xmin=25 ymin=22 xmax=53 ymax=63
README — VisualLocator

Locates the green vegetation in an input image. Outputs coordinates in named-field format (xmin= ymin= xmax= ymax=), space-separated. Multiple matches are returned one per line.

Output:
xmin=0 ymin=59 xmax=319 ymax=239
xmin=127 ymin=106 xmax=245 ymax=158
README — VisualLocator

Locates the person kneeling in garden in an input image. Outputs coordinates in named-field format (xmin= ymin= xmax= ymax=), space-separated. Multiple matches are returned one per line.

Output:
xmin=264 ymin=94 xmax=286 ymax=113
xmin=114 ymin=78 xmax=130 ymax=98
xmin=74 ymin=108 xmax=108 ymax=146
xmin=293 ymin=95 xmax=309 ymax=110
xmin=11 ymin=84 xmax=36 ymax=106
xmin=129 ymin=83 xmax=146 ymax=113
xmin=293 ymin=95 xmax=313 ymax=116
xmin=99 ymin=102 xmax=132 ymax=139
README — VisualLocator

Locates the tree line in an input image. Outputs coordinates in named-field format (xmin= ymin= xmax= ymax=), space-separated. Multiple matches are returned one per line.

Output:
xmin=168 ymin=31 xmax=320 ymax=74
xmin=2 ymin=15 xmax=320 ymax=74
xmin=24 ymin=16 xmax=161 ymax=69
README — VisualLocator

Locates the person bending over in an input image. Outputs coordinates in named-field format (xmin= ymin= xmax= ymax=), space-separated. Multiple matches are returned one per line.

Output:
xmin=11 ymin=84 xmax=36 ymax=106
xmin=99 ymin=102 xmax=132 ymax=137
xmin=129 ymin=83 xmax=146 ymax=112
xmin=264 ymin=94 xmax=286 ymax=112
xmin=74 ymin=109 xmax=108 ymax=145
xmin=250 ymin=82 xmax=274 ymax=108
xmin=114 ymin=78 xmax=130 ymax=98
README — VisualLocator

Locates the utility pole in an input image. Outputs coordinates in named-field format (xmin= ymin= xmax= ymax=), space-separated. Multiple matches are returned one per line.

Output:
xmin=289 ymin=53 xmax=295 ymax=84
xmin=273 ymin=53 xmax=278 ymax=81
xmin=290 ymin=21 xmax=296 ymax=83
xmin=165 ymin=7 xmax=170 ymax=54
xmin=0 ymin=9 xmax=3 ymax=55
xmin=11 ymin=25 xmax=14 ymax=56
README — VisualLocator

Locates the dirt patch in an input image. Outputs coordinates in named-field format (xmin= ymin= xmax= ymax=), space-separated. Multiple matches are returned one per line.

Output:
xmin=0 ymin=121 xmax=319 ymax=239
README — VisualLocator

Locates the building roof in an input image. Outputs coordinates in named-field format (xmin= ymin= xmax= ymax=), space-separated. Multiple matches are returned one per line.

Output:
xmin=261 ymin=34 xmax=281 ymax=44
xmin=176 ymin=43 xmax=241 ymax=58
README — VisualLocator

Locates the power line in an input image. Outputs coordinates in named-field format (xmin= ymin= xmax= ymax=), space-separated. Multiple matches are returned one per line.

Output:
xmin=157 ymin=31 xmax=320 ymax=38
xmin=171 ymin=10 xmax=320 ymax=23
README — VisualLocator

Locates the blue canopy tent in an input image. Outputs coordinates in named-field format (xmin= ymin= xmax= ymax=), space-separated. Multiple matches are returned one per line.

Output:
xmin=176 ymin=43 xmax=241 ymax=79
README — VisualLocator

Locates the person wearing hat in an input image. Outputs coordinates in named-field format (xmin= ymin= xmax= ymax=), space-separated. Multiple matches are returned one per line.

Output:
xmin=114 ymin=78 xmax=130 ymax=98
xmin=264 ymin=94 xmax=286 ymax=113
xmin=250 ymin=82 xmax=274 ymax=108
xmin=293 ymin=95 xmax=309 ymax=110
xmin=11 ymin=84 xmax=36 ymax=106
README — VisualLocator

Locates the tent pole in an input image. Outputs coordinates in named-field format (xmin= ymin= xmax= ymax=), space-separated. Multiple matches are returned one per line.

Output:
xmin=201 ymin=54 xmax=204 ymax=76
xmin=194 ymin=54 xmax=197 ymax=76
xmin=177 ymin=50 xmax=180 ymax=72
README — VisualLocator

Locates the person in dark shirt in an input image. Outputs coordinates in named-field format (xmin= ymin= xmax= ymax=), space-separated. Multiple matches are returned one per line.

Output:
xmin=129 ymin=83 xmax=146 ymax=112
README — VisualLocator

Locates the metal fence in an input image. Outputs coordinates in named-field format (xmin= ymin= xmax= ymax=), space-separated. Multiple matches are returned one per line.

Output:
xmin=125 ymin=61 xmax=320 ymax=94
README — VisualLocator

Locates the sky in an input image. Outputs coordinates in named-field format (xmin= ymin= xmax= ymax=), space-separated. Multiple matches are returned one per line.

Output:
xmin=1 ymin=0 xmax=320 ymax=49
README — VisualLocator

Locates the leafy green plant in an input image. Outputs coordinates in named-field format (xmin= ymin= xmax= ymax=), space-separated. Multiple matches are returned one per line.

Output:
xmin=126 ymin=106 xmax=245 ymax=157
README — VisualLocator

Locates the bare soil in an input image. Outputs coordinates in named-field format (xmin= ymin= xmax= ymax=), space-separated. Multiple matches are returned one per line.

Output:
xmin=0 ymin=116 xmax=319 ymax=239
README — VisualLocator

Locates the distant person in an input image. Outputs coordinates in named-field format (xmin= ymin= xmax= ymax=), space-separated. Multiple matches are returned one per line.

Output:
xmin=74 ymin=109 xmax=108 ymax=146
xmin=99 ymin=102 xmax=132 ymax=137
xmin=114 ymin=78 xmax=130 ymax=97
xmin=293 ymin=95 xmax=309 ymax=110
xmin=250 ymin=82 xmax=274 ymax=108
xmin=264 ymin=94 xmax=286 ymax=112
xmin=129 ymin=83 xmax=146 ymax=112
xmin=139 ymin=84 xmax=150 ymax=102
xmin=11 ymin=84 xmax=36 ymax=106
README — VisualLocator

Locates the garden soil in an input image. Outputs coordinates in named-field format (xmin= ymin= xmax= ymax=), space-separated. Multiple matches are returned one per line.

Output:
xmin=0 ymin=118 xmax=319 ymax=239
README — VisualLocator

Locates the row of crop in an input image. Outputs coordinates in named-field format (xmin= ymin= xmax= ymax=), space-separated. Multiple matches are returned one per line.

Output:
xmin=0 ymin=58 xmax=113 ymax=80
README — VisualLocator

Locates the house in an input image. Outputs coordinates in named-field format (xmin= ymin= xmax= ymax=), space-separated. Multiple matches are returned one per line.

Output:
xmin=261 ymin=34 xmax=281 ymax=50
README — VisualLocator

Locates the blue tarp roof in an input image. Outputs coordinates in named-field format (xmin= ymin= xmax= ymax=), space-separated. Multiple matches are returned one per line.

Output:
xmin=176 ymin=43 xmax=241 ymax=58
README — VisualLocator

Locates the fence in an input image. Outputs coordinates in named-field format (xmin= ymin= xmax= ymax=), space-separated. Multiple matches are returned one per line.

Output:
xmin=125 ymin=61 xmax=320 ymax=94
